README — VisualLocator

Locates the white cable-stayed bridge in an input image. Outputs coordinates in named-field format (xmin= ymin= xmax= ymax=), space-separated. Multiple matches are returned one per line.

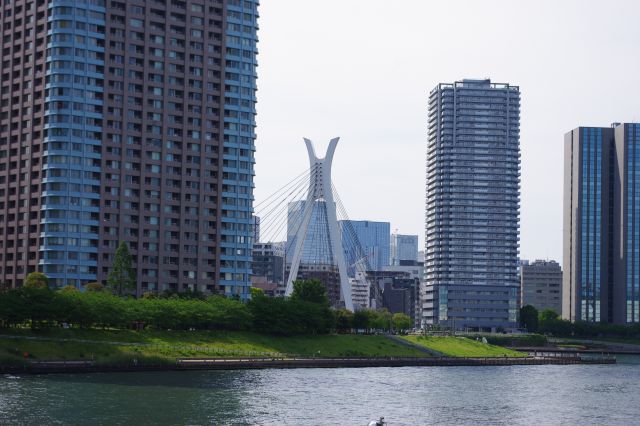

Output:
xmin=253 ymin=138 xmax=373 ymax=311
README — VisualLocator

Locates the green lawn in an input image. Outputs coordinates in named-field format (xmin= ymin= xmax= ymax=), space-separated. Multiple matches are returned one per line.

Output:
xmin=460 ymin=333 xmax=547 ymax=347
xmin=401 ymin=336 xmax=526 ymax=358
xmin=0 ymin=329 xmax=426 ymax=366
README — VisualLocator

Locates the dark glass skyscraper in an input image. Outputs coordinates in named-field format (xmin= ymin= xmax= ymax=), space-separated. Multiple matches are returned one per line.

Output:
xmin=564 ymin=123 xmax=640 ymax=324
xmin=615 ymin=124 xmax=640 ymax=323
xmin=563 ymin=127 xmax=611 ymax=322
xmin=424 ymin=79 xmax=520 ymax=331
xmin=0 ymin=0 xmax=258 ymax=298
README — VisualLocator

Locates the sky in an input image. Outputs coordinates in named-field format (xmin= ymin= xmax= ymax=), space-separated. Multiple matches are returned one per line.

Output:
xmin=253 ymin=0 xmax=640 ymax=265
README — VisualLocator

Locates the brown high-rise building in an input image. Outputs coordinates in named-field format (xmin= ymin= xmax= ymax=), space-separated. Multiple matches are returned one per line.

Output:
xmin=0 ymin=0 xmax=258 ymax=298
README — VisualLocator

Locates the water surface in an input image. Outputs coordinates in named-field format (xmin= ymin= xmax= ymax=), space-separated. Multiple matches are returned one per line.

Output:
xmin=2 ymin=357 xmax=640 ymax=425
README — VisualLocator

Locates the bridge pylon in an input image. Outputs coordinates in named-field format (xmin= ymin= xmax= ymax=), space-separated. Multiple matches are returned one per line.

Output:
xmin=284 ymin=138 xmax=353 ymax=311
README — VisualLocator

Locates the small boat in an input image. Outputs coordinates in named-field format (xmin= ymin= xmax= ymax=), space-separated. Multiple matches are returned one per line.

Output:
xmin=368 ymin=417 xmax=386 ymax=426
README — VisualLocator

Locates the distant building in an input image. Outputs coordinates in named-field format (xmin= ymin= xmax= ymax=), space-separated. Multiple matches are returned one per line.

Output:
xmin=285 ymin=200 xmax=341 ymax=306
xmin=521 ymin=260 xmax=562 ymax=313
xmin=424 ymin=79 xmax=520 ymax=332
xmin=251 ymin=243 xmax=284 ymax=295
xmin=350 ymin=271 xmax=370 ymax=310
xmin=253 ymin=216 xmax=261 ymax=244
xmin=341 ymin=220 xmax=390 ymax=272
xmin=250 ymin=276 xmax=278 ymax=298
xmin=286 ymin=200 xmax=333 ymax=265
xmin=367 ymin=270 xmax=420 ymax=328
xmin=563 ymin=123 xmax=640 ymax=324
xmin=383 ymin=264 xmax=423 ymax=281
xmin=517 ymin=259 xmax=530 ymax=306
xmin=390 ymin=234 xmax=419 ymax=266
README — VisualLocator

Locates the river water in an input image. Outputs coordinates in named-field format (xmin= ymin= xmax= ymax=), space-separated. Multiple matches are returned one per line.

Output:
xmin=2 ymin=356 xmax=640 ymax=425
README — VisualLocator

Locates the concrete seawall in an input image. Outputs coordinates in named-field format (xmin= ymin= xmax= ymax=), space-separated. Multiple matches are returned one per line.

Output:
xmin=0 ymin=355 xmax=616 ymax=375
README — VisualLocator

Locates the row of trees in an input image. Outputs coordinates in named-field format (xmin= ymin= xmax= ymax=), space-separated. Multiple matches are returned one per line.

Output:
xmin=0 ymin=278 xmax=412 ymax=335
xmin=335 ymin=309 xmax=412 ymax=332
xmin=0 ymin=286 xmax=252 ymax=331
xmin=519 ymin=304 xmax=640 ymax=338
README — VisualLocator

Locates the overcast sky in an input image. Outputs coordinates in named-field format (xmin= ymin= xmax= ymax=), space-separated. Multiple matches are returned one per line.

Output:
xmin=253 ymin=0 xmax=640 ymax=264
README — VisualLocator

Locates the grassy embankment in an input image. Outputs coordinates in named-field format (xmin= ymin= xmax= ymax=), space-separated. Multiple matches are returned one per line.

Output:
xmin=401 ymin=336 xmax=526 ymax=358
xmin=0 ymin=329 xmax=426 ymax=366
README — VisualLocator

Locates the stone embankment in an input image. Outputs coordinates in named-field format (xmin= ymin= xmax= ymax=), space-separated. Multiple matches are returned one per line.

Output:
xmin=0 ymin=354 xmax=615 ymax=375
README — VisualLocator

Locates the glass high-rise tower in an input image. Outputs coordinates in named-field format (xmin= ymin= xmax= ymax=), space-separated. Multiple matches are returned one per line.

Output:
xmin=340 ymin=220 xmax=390 ymax=272
xmin=563 ymin=123 xmax=640 ymax=324
xmin=0 ymin=0 xmax=258 ymax=298
xmin=424 ymin=79 xmax=520 ymax=331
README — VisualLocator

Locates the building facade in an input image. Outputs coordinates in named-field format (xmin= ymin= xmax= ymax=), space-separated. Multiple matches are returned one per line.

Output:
xmin=563 ymin=127 xmax=612 ymax=322
xmin=0 ymin=0 xmax=258 ymax=297
xmin=349 ymin=271 xmax=370 ymax=310
xmin=340 ymin=220 xmax=390 ymax=272
xmin=286 ymin=200 xmax=333 ymax=265
xmin=390 ymin=233 xmax=418 ymax=266
xmin=367 ymin=270 xmax=420 ymax=328
xmin=564 ymin=123 xmax=640 ymax=324
xmin=252 ymin=215 xmax=260 ymax=243
xmin=424 ymin=79 xmax=520 ymax=331
xmin=251 ymin=242 xmax=284 ymax=288
xmin=520 ymin=259 xmax=562 ymax=313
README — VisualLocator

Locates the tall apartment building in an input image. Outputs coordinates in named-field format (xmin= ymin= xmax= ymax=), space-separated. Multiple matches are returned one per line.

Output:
xmin=0 ymin=0 xmax=258 ymax=297
xmin=563 ymin=123 xmax=640 ymax=324
xmin=424 ymin=79 xmax=520 ymax=331
xmin=390 ymin=233 xmax=418 ymax=266
xmin=520 ymin=259 xmax=562 ymax=313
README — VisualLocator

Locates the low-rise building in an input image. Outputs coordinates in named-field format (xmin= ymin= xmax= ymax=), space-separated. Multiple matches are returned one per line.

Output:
xmin=521 ymin=260 xmax=562 ymax=314
xmin=366 ymin=270 xmax=420 ymax=328
xmin=251 ymin=242 xmax=285 ymax=296
xmin=350 ymin=271 xmax=370 ymax=310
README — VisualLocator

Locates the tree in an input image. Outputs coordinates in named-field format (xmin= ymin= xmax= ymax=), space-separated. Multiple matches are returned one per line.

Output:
xmin=248 ymin=295 xmax=333 ymax=335
xmin=84 ymin=282 xmax=104 ymax=292
xmin=24 ymin=272 xmax=49 ymax=289
xmin=290 ymin=279 xmax=329 ymax=306
xmin=20 ymin=286 xmax=56 ymax=328
xmin=335 ymin=309 xmax=354 ymax=332
xmin=250 ymin=287 xmax=265 ymax=299
xmin=392 ymin=313 xmax=412 ymax=332
xmin=0 ymin=289 xmax=28 ymax=327
xmin=538 ymin=309 xmax=571 ymax=336
xmin=370 ymin=309 xmax=393 ymax=332
xmin=352 ymin=310 xmax=372 ymax=331
xmin=107 ymin=242 xmax=136 ymax=296
xmin=539 ymin=309 xmax=559 ymax=323
xmin=519 ymin=305 xmax=539 ymax=332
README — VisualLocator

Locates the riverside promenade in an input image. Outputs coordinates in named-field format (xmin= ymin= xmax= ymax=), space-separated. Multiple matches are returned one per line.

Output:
xmin=0 ymin=354 xmax=616 ymax=375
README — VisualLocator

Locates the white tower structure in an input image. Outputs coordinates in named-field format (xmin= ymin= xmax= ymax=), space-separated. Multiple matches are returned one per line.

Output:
xmin=285 ymin=138 xmax=353 ymax=311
